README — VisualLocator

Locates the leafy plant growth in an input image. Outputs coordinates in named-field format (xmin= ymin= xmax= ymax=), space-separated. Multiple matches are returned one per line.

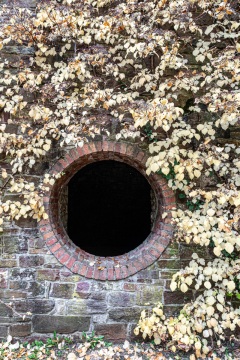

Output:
xmin=0 ymin=0 xmax=239 ymax=357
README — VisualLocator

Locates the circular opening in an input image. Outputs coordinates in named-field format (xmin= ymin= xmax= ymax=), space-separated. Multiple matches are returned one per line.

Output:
xmin=64 ymin=160 xmax=152 ymax=256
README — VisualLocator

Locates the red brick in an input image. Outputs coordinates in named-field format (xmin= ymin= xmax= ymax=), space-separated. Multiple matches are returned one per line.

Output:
xmin=154 ymin=242 xmax=165 ymax=253
xmin=54 ymin=247 xmax=65 ymax=260
xmin=60 ymin=252 xmax=70 ymax=264
xmin=59 ymin=159 xmax=69 ymax=169
xmin=65 ymin=256 xmax=76 ymax=270
xmin=99 ymin=268 xmax=107 ymax=280
xmin=46 ymin=237 xmax=57 ymax=246
xmin=50 ymin=243 xmax=61 ymax=253
xmin=136 ymin=151 xmax=145 ymax=162
xmin=108 ymin=141 xmax=115 ymax=152
xmin=70 ymin=147 xmax=80 ymax=159
xmin=86 ymin=266 xmax=94 ymax=278
xmin=114 ymin=142 xmax=121 ymax=153
xmin=82 ymin=143 xmax=91 ymax=155
xmin=120 ymin=142 xmax=127 ymax=154
xmin=64 ymin=153 xmax=75 ymax=166
xmin=72 ymin=262 xmax=81 ymax=273
xmin=43 ymin=231 xmax=55 ymax=241
xmin=79 ymin=264 xmax=87 ymax=277
xmin=38 ymin=219 xmax=50 ymax=227
xmin=120 ymin=266 xmax=128 ymax=279
xmin=77 ymin=147 xmax=84 ymax=156
xmin=115 ymin=266 xmax=121 ymax=280
xmin=95 ymin=141 xmax=103 ymax=152
xmin=88 ymin=142 xmax=97 ymax=153
xmin=107 ymin=267 xmax=114 ymax=281
xmin=39 ymin=224 xmax=51 ymax=233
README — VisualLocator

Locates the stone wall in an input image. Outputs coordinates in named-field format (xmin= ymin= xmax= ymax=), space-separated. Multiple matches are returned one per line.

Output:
xmin=0 ymin=0 xmax=239 ymax=342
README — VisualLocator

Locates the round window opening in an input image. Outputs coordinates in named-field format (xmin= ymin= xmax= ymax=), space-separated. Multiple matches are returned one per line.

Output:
xmin=39 ymin=141 xmax=175 ymax=280
xmin=62 ymin=160 xmax=152 ymax=257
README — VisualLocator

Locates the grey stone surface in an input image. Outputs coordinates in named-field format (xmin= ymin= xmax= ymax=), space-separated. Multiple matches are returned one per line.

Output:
xmin=33 ymin=315 xmax=90 ymax=334
xmin=14 ymin=300 xmax=55 ymax=314
xmin=0 ymin=325 xmax=8 ymax=338
xmin=109 ymin=308 xmax=141 ymax=322
xmin=50 ymin=283 xmax=75 ymax=299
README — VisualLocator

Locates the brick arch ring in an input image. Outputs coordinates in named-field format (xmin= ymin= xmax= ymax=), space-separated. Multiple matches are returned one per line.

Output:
xmin=38 ymin=141 xmax=175 ymax=280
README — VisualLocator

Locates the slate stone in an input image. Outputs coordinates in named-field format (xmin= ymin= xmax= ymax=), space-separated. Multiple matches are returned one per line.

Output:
xmin=0 ymin=325 xmax=8 ymax=338
xmin=94 ymin=324 xmax=127 ymax=341
xmin=9 ymin=323 xmax=31 ymax=337
xmin=14 ymin=300 xmax=55 ymax=314
xmin=108 ymin=308 xmax=141 ymax=322
xmin=108 ymin=292 xmax=136 ymax=307
xmin=0 ymin=302 xmax=13 ymax=317
xmin=33 ymin=315 xmax=90 ymax=334
xmin=50 ymin=283 xmax=74 ymax=298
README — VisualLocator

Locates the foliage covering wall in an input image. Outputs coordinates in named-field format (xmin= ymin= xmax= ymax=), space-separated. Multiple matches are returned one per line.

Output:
xmin=0 ymin=0 xmax=239 ymax=356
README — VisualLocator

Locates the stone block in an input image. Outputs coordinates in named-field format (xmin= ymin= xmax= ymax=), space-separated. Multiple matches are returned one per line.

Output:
xmin=86 ymin=299 xmax=107 ymax=314
xmin=67 ymin=300 xmax=88 ymax=316
xmin=0 ymin=270 xmax=8 ymax=289
xmin=32 ymin=315 xmax=90 ymax=334
xmin=123 ymin=283 xmax=137 ymax=292
xmin=19 ymin=255 xmax=44 ymax=267
xmin=10 ymin=268 xmax=36 ymax=281
xmin=108 ymin=292 xmax=136 ymax=307
xmin=160 ymin=242 xmax=179 ymax=259
xmin=136 ymin=287 xmax=163 ymax=306
xmin=14 ymin=300 xmax=55 ymax=314
xmin=9 ymin=323 xmax=31 ymax=337
xmin=37 ymin=269 xmax=60 ymax=281
xmin=163 ymin=305 xmax=182 ymax=317
xmin=0 ymin=325 xmax=8 ymax=338
xmin=94 ymin=324 xmax=127 ymax=342
xmin=164 ymin=290 xmax=193 ymax=305
xmin=76 ymin=282 xmax=90 ymax=293
xmin=2 ymin=237 xmax=19 ymax=254
xmin=108 ymin=308 xmax=141 ymax=322
xmin=0 ymin=302 xmax=13 ymax=317
xmin=50 ymin=283 xmax=75 ymax=299
xmin=0 ymin=290 xmax=27 ymax=299
xmin=0 ymin=0 xmax=37 ymax=8
xmin=10 ymin=281 xmax=45 ymax=296
xmin=0 ymin=259 xmax=17 ymax=268
xmin=15 ymin=217 xmax=37 ymax=228
xmin=157 ymin=259 xmax=180 ymax=270
xmin=179 ymin=244 xmax=211 ymax=260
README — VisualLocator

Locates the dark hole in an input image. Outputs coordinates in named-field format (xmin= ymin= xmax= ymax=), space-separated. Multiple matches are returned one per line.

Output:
xmin=67 ymin=160 xmax=152 ymax=256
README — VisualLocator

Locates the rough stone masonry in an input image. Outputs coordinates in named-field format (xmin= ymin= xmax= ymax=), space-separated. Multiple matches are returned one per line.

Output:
xmin=0 ymin=0 xmax=239 ymax=342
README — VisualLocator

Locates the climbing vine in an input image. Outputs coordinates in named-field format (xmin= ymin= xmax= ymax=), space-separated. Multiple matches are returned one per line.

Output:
xmin=0 ymin=0 xmax=239 ymax=356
